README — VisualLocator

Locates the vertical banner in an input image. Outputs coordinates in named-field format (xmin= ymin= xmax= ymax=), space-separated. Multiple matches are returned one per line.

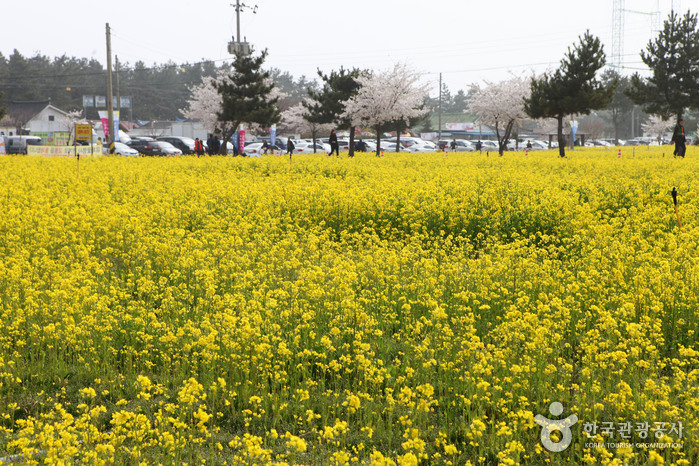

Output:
xmin=570 ymin=120 xmax=578 ymax=149
xmin=0 ymin=135 xmax=5 ymax=155
xmin=113 ymin=111 xmax=120 ymax=142
xmin=98 ymin=111 xmax=109 ymax=137
xmin=238 ymin=126 xmax=245 ymax=153
xmin=98 ymin=111 xmax=120 ymax=141
xmin=270 ymin=124 xmax=276 ymax=146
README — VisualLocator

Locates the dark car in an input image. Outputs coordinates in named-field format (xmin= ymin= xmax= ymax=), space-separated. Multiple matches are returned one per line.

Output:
xmin=157 ymin=136 xmax=196 ymax=155
xmin=126 ymin=139 xmax=165 ymax=156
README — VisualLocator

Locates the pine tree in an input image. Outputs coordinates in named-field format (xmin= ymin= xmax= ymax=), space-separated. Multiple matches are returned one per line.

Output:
xmin=626 ymin=10 xmax=699 ymax=123
xmin=524 ymin=32 xmax=616 ymax=157
xmin=215 ymin=50 xmax=280 ymax=154
xmin=600 ymin=70 xmax=634 ymax=144
xmin=304 ymin=68 xmax=363 ymax=156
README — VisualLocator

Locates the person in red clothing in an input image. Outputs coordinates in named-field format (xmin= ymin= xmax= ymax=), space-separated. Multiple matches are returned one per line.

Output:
xmin=194 ymin=138 xmax=205 ymax=156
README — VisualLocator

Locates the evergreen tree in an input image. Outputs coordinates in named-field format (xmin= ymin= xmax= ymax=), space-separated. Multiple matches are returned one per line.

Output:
xmin=305 ymin=67 xmax=363 ymax=156
xmin=600 ymin=70 xmax=634 ymax=144
xmin=524 ymin=31 xmax=616 ymax=157
xmin=215 ymin=50 xmax=280 ymax=154
xmin=626 ymin=10 xmax=699 ymax=123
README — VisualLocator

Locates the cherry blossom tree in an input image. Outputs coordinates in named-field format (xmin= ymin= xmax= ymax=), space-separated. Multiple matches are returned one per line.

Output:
xmin=342 ymin=63 xmax=430 ymax=156
xmin=280 ymin=99 xmax=333 ymax=153
xmin=467 ymin=76 xmax=530 ymax=156
xmin=642 ymin=115 xmax=672 ymax=143
xmin=181 ymin=71 xmax=225 ymax=136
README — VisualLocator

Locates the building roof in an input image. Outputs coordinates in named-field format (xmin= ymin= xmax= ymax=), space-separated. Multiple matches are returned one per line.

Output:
xmin=0 ymin=99 xmax=68 ymax=127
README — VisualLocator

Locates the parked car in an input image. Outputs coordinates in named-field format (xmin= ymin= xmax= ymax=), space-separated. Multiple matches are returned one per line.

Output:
xmin=587 ymin=139 xmax=613 ymax=147
xmin=153 ymin=141 xmax=182 ymax=156
xmin=243 ymin=142 xmax=282 ymax=156
xmin=438 ymin=139 xmax=474 ymax=152
xmin=157 ymin=136 xmax=196 ymax=155
xmin=293 ymin=142 xmax=330 ymax=154
xmin=126 ymin=139 xmax=165 ymax=156
xmin=480 ymin=140 xmax=499 ymax=151
xmin=405 ymin=141 xmax=437 ymax=153
xmin=387 ymin=137 xmax=424 ymax=148
xmin=378 ymin=142 xmax=402 ymax=152
xmin=259 ymin=136 xmax=289 ymax=151
xmin=5 ymin=135 xmax=43 ymax=154
xmin=337 ymin=139 xmax=351 ymax=151
xmin=110 ymin=141 xmax=139 ymax=156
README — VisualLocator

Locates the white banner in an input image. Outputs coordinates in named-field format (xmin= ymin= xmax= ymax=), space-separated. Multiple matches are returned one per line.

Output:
xmin=445 ymin=123 xmax=475 ymax=131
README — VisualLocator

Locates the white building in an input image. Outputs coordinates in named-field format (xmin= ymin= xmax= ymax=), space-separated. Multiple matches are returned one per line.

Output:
xmin=0 ymin=100 xmax=70 ymax=136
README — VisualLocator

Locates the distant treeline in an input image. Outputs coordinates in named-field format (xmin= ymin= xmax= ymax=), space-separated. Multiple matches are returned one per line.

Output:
xmin=0 ymin=50 xmax=332 ymax=122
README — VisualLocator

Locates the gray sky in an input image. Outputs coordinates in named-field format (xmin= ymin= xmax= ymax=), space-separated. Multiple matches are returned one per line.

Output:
xmin=1 ymin=0 xmax=688 ymax=94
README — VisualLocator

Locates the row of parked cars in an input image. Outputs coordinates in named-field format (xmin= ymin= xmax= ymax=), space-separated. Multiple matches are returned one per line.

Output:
xmin=109 ymin=134 xmax=694 ymax=157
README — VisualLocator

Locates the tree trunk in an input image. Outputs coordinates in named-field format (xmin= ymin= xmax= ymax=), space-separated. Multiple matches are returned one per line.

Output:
xmin=311 ymin=129 xmax=317 ymax=153
xmin=396 ymin=131 xmax=401 ymax=153
xmin=349 ymin=127 xmax=356 ymax=157
xmin=495 ymin=121 xmax=503 ymax=156
xmin=375 ymin=127 xmax=381 ymax=156
xmin=498 ymin=120 xmax=514 ymax=157
xmin=557 ymin=115 xmax=566 ymax=157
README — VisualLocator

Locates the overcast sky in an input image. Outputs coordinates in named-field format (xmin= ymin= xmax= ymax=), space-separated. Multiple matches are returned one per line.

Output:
xmin=1 ymin=0 xmax=688 ymax=94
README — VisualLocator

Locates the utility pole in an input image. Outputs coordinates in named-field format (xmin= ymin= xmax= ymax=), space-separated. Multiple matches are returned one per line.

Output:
xmin=228 ymin=1 xmax=256 ymax=57
xmin=116 ymin=55 xmax=120 ymax=119
xmin=106 ymin=23 xmax=115 ymax=153
xmin=438 ymin=73 xmax=442 ymax=143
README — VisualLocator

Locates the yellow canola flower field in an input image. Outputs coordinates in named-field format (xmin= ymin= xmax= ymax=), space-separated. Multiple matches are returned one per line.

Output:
xmin=0 ymin=147 xmax=697 ymax=465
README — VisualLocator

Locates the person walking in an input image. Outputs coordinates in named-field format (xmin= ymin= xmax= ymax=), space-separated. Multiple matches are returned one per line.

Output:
xmin=287 ymin=138 xmax=295 ymax=156
xmin=672 ymin=118 xmax=686 ymax=158
xmin=329 ymin=129 xmax=339 ymax=156
xmin=206 ymin=134 xmax=215 ymax=155
xmin=212 ymin=136 xmax=221 ymax=155
xmin=194 ymin=138 xmax=205 ymax=156
xmin=450 ymin=139 xmax=457 ymax=151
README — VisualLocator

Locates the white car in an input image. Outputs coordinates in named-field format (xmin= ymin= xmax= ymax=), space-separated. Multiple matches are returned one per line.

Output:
xmin=153 ymin=141 xmax=183 ymax=156
xmin=243 ymin=142 xmax=282 ymax=156
xmin=405 ymin=141 xmax=437 ymax=153
xmin=112 ymin=141 xmax=139 ymax=156
xmin=293 ymin=142 xmax=330 ymax=154
xmin=480 ymin=140 xmax=499 ymax=151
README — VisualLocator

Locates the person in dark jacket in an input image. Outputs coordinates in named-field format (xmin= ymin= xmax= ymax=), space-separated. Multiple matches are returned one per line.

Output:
xmin=328 ymin=130 xmax=340 ymax=157
xmin=287 ymin=138 xmax=295 ymax=155
xmin=672 ymin=118 xmax=686 ymax=158
xmin=329 ymin=129 xmax=339 ymax=156
xmin=206 ymin=134 xmax=214 ymax=155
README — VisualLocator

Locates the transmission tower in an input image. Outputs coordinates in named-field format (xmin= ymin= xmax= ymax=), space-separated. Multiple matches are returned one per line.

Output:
xmin=612 ymin=0 xmax=664 ymax=69
xmin=611 ymin=0 xmax=625 ymax=69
